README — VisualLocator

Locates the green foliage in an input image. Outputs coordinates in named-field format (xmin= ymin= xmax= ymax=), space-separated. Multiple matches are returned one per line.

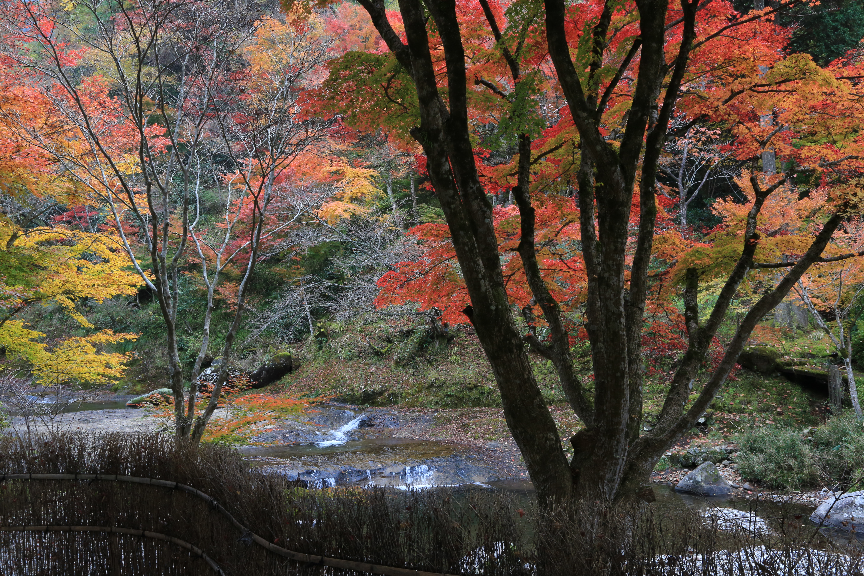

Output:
xmin=316 ymin=51 xmax=419 ymax=139
xmin=735 ymin=426 xmax=818 ymax=490
xmin=785 ymin=1 xmax=864 ymax=66
xmin=811 ymin=412 xmax=864 ymax=490
xmin=482 ymin=73 xmax=546 ymax=151
xmin=737 ymin=414 xmax=864 ymax=491
xmin=683 ymin=195 xmax=723 ymax=232
xmin=416 ymin=204 xmax=445 ymax=224
xmin=852 ymin=318 xmax=864 ymax=367
xmin=302 ymin=241 xmax=345 ymax=279
xmin=532 ymin=358 xmax=569 ymax=404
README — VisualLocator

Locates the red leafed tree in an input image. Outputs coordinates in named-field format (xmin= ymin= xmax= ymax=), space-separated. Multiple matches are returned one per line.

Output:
xmin=310 ymin=0 xmax=864 ymax=507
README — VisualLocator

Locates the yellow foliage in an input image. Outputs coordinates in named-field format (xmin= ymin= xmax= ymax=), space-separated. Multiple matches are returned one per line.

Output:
xmin=315 ymin=164 xmax=382 ymax=224
xmin=243 ymin=12 xmax=328 ymax=104
xmin=0 ymin=321 xmax=136 ymax=386
xmin=659 ymin=172 xmax=834 ymax=287
xmin=0 ymin=220 xmax=142 ymax=386
xmin=317 ymin=200 xmax=370 ymax=223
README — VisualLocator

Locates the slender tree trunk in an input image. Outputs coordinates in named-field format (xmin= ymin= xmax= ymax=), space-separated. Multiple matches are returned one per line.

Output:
xmin=386 ymin=174 xmax=400 ymax=222
xmin=845 ymin=355 xmax=861 ymax=418
xmin=828 ymin=363 xmax=843 ymax=414
xmin=301 ymin=280 xmax=314 ymax=338
xmin=410 ymin=174 xmax=417 ymax=225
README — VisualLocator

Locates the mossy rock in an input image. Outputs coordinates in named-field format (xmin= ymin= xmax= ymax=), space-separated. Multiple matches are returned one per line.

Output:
xmin=669 ymin=445 xmax=733 ymax=469
xmin=249 ymin=351 xmax=294 ymax=389
xmin=738 ymin=345 xmax=782 ymax=374
xmin=272 ymin=351 xmax=293 ymax=364
xmin=776 ymin=365 xmax=831 ymax=394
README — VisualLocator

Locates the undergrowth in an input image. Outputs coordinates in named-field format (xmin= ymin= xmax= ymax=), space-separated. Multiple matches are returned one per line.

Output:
xmin=735 ymin=412 xmax=864 ymax=491
xmin=278 ymin=321 xmax=568 ymax=408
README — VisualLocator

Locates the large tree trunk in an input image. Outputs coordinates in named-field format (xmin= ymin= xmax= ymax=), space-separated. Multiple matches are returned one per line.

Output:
xmin=357 ymin=0 xmax=847 ymax=506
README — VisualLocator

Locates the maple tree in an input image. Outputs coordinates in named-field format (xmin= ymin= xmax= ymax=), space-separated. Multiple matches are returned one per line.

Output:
xmin=312 ymin=0 xmax=864 ymax=506
xmin=2 ymin=0 xmax=330 ymax=442
xmin=0 ymin=223 xmax=139 ymax=386
xmin=0 ymin=46 xmax=140 ymax=386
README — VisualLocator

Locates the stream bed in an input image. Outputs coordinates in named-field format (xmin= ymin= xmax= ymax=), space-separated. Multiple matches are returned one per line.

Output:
xmin=240 ymin=405 xmax=507 ymax=489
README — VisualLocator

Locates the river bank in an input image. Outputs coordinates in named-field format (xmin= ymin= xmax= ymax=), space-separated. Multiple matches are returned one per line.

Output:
xmin=1 ymin=395 xmax=833 ymax=509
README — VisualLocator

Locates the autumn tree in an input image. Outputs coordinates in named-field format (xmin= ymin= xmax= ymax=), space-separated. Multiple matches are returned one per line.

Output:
xmin=0 ymin=223 xmax=140 ymax=386
xmin=3 ymin=0 xmax=330 ymax=442
xmin=0 ymin=51 xmax=139 ymax=387
xmin=319 ymin=0 xmax=864 ymax=507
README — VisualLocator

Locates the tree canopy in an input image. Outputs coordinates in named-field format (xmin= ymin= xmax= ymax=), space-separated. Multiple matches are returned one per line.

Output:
xmin=304 ymin=0 xmax=864 ymax=505
xmin=1 ymin=0 xmax=864 ymax=504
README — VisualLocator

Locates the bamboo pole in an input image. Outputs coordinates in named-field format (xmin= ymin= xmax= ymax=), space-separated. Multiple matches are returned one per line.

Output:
xmin=0 ymin=525 xmax=224 ymax=575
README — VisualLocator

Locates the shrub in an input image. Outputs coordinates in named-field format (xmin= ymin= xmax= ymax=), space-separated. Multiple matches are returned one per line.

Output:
xmin=811 ymin=412 xmax=864 ymax=490
xmin=735 ymin=426 xmax=818 ymax=490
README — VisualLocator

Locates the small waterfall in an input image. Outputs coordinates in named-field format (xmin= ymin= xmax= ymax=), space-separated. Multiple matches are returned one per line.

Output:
xmin=399 ymin=464 xmax=435 ymax=488
xmin=315 ymin=416 xmax=364 ymax=448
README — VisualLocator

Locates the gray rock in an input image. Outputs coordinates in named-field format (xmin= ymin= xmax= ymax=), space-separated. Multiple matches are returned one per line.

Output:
xmin=675 ymin=461 xmax=732 ymax=496
xmin=811 ymin=491 xmax=864 ymax=531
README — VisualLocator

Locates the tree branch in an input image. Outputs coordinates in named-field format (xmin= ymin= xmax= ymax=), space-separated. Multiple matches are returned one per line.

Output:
xmin=753 ymin=249 xmax=864 ymax=268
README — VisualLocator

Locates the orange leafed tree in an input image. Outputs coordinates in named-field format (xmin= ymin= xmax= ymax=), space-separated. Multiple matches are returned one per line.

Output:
xmin=0 ymin=45 xmax=140 ymax=387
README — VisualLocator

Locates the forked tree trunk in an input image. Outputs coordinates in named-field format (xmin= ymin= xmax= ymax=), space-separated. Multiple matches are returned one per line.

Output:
xmin=357 ymin=0 xmax=847 ymax=506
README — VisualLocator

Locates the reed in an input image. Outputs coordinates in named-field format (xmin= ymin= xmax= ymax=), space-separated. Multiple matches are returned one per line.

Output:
xmin=0 ymin=432 xmax=860 ymax=575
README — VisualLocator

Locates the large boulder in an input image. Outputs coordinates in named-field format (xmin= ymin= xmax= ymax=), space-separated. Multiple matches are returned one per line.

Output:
xmin=675 ymin=461 xmax=732 ymax=497
xmin=249 ymin=352 xmax=293 ymax=389
xmin=737 ymin=346 xmax=781 ymax=374
xmin=811 ymin=491 xmax=864 ymax=531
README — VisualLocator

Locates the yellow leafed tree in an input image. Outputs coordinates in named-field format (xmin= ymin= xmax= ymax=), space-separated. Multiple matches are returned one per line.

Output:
xmin=0 ymin=221 xmax=140 ymax=386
